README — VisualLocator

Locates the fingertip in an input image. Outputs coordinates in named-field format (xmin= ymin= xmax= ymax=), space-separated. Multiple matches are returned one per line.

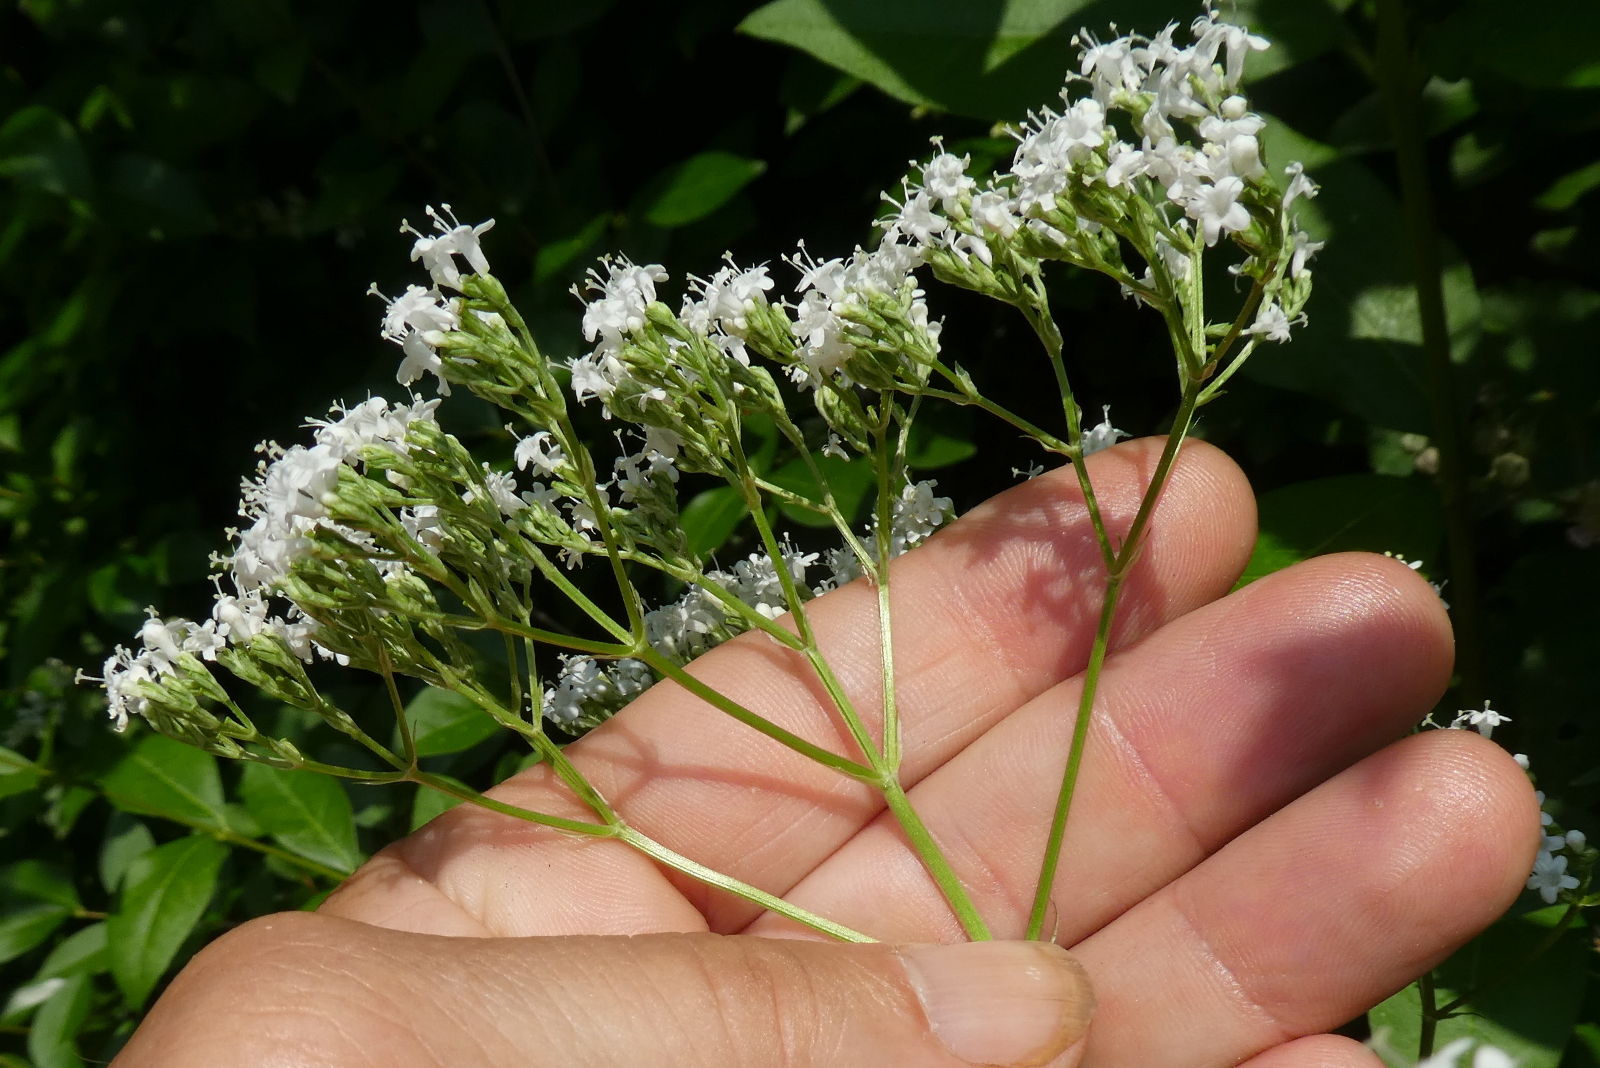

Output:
xmin=900 ymin=940 xmax=1095 ymax=1067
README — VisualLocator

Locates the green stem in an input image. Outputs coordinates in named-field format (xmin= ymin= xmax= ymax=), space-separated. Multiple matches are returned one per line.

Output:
xmin=616 ymin=825 xmax=874 ymax=942
xmin=880 ymin=778 xmax=992 ymax=941
xmin=1015 ymin=289 xmax=1117 ymax=571
xmin=379 ymin=654 xmax=418 ymax=766
xmin=919 ymin=373 xmax=1073 ymax=457
xmin=1025 ymin=380 xmax=1202 ymax=940
xmin=734 ymin=426 xmax=881 ymax=771
xmin=411 ymin=769 xmax=614 ymax=837
xmin=520 ymin=540 xmax=636 ymax=645
xmin=1375 ymin=0 xmax=1483 ymax=703
xmin=632 ymin=646 xmax=876 ymax=782
xmin=1025 ymin=574 xmax=1120 ymax=941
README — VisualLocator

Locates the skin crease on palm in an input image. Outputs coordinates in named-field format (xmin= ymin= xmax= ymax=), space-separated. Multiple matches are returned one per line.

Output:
xmin=116 ymin=439 xmax=1538 ymax=1067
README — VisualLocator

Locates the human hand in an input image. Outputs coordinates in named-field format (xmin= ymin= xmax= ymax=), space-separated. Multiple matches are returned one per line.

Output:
xmin=116 ymin=440 xmax=1537 ymax=1067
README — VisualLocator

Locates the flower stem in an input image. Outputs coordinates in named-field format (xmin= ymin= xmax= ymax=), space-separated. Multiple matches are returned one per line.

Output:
xmin=615 ymin=825 xmax=875 ymax=942
xmin=880 ymin=776 xmax=992 ymax=940
xmin=633 ymin=647 xmax=877 ymax=782
xmin=1025 ymin=378 xmax=1202 ymax=940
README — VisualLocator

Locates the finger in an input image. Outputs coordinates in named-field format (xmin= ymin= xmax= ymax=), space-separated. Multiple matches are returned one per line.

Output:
xmin=1235 ymin=1035 xmax=1383 ymax=1067
xmin=748 ymin=553 xmax=1455 ymax=941
xmin=325 ymin=439 xmax=1258 ymax=935
xmin=118 ymin=913 xmax=1095 ymax=1068
xmin=1068 ymin=730 xmax=1535 ymax=1066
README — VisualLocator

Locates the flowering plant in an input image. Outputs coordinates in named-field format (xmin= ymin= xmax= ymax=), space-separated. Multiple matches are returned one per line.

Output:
xmin=81 ymin=8 xmax=1318 ymax=945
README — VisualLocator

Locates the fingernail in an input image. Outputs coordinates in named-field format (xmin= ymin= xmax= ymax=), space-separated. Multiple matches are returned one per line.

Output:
xmin=900 ymin=941 xmax=1094 ymax=1066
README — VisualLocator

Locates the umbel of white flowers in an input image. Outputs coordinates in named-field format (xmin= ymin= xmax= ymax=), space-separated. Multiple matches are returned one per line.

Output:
xmin=84 ymin=4 xmax=1320 ymax=741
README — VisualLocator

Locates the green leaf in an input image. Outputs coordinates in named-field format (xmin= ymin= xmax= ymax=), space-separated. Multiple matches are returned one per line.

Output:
xmin=403 ymin=687 xmax=500 ymax=757
xmin=1237 ymin=474 xmax=1443 ymax=587
xmin=0 ymin=905 xmax=70 ymax=965
xmin=25 ymin=973 xmax=91 ymax=1068
xmin=681 ymin=486 xmax=748 ymax=560
xmin=240 ymin=762 xmax=363 ymax=875
xmin=37 ymin=922 xmax=109 ymax=980
xmin=0 ymin=860 xmax=79 ymax=909
xmin=0 ymin=745 xmax=45 ymax=801
xmin=106 ymin=834 xmax=228 ymax=1007
xmin=410 ymin=774 xmax=470 ymax=831
xmin=639 ymin=151 xmax=767 ymax=228
xmin=0 ymin=834 xmax=83 ymax=967
xmin=0 ymin=105 xmax=92 ymax=200
xmin=1370 ymin=906 xmax=1587 ymax=1067
xmin=98 ymin=732 xmax=231 ymax=832
xmin=99 ymin=812 xmax=157 ymax=894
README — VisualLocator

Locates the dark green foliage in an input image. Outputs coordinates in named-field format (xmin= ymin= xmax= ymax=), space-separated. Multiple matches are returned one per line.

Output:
xmin=2 ymin=0 xmax=1598 ymax=1062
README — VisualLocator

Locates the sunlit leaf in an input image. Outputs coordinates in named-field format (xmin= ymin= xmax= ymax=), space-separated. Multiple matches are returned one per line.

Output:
xmin=106 ymin=835 xmax=227 ymax=1007
xmin=241 ymin=762 xmax=363 ymax=875
xmin=403 ymin=687 xmax=500 ymax=757
xmin=25 ymin=973 xmax=91 ymax=1068
xmin=98 ymin=733 xmax=232 ymax=832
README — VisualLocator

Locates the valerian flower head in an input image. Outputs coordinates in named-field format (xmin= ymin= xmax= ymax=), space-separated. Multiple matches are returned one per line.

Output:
xmin=401 ymin=204 xmax=494 ymax=292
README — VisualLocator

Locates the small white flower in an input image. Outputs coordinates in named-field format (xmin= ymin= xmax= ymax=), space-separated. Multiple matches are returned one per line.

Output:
xmin=1289 ymin=229 xmax=1324 ymax=279
xmin=1245 ymin=301 xmax=1299 ymax=343
xmin=1528 ymin=850 xmax=1579 ymax=904
xmin=1186 ymin=175 xmax=1251 ymax=246
xmin=463 ymin=465 xmax=526 ymax=518
xmin=1082 ymin=406 xmax=1128 ymax=456
xmin=402 ymin=204 xmax=494 ymax=291
xmin=971 ymin=190 xmax=1020 ymax=237
xmin=919 ymin=150 xmax=975 ymax=212
xmin=889 ymin=480 xmax=953 ymax=554
xmin=514 ymin=431 xmax=567 ymax=478
xmin=1283 ymin=162 xmax=1319 ymax=208
xmin=1450 ymin=700 xmax=1510 ymax=739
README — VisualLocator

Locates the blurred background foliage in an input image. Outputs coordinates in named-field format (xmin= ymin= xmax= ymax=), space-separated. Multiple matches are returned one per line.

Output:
xmin=0 ymin=0 xmax=1597 ymax=1063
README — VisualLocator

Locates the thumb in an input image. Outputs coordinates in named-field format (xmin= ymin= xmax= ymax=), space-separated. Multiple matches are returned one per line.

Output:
xmin=120 ymin=913 xmax=1095 ymax=1067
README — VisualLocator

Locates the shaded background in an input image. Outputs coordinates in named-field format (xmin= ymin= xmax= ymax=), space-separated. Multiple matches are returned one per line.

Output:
xmin=2 ymin=0 xmax=1598 ymax=1062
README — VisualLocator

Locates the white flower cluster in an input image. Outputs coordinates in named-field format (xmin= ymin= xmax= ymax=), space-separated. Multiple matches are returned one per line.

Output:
xmin=81 ymin=397 xmax=442 ymax=730
xmin=783 ymin=236 xmax=936 ymax=388
xmin=568 ymin=256 xmax=673 ymax=413
xmin=1531 ymin=785 xmax=1586 ymax=904
xmin=1435 ymin=701 xmax=1589 ymax=906
xmin=882 ymin=9 xmax=1318 ymax=342
xmin=543 ymin=479 xmax=953 ymax=726
xmin=372 ymin=204 xmax=497 ymax=395
xmin=566 ymin=237 xmax=935 ymax=408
